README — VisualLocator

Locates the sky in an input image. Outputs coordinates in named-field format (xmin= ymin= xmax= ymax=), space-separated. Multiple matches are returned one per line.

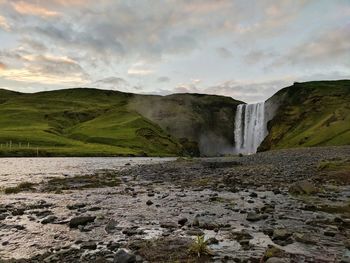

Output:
xmin=0 ymin=0 xmax=349 ymax=103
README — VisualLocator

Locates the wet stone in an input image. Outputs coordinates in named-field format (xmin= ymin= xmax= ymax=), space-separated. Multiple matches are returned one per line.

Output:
xmin=113 ymin=248 xmax=136 ymax=263
xmin=41 ymin=215 xmax=57 ymax=224
xmin=69 ymin=215 xmax=96 ymax=228
xmin=80 ymin=241 xmax=97 ymax=250
xmin=178 ymin=217 xmax=188 ymax=226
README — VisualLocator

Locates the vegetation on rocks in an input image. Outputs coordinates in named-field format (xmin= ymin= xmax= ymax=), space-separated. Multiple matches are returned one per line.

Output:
xmin=260 ymin=80 xmax=350 ymax=151
xmin=3 ymin=182 xmax=35 ymax=194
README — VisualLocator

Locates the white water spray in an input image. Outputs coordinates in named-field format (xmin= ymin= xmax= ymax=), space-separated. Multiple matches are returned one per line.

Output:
xmin=234 ymin=102 xmax=267 ymax=154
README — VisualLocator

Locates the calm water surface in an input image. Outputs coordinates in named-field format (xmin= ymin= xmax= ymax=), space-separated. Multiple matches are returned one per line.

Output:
xmin=0 ymin=157 xmax=175 ymax=187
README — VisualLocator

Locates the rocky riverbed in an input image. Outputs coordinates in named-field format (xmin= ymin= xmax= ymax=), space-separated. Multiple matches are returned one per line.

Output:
xmin=0 ymin=146 xmax=349 ymax=262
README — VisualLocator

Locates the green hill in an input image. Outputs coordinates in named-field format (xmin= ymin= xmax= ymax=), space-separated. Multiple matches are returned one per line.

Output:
xmin=0 ymin=80 xmax=348 ymax=157
xmin=259 ymin=80 xmax=350 ymax=151
xmin=0 ymin=88 xmax=240 ymax=157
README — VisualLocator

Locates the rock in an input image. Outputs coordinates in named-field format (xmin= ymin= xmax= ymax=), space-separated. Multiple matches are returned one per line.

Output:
xmin=41 ymin=215 xmax=57 ymax=224
xmin=344 ymin=240 xmax=350 ymax=249
xmin=88 ymin=207 xmax=101 ymax=211
xmin=81 ymin=241 xmax=97 ymax=250
xmin=264 ymin=245 xmax=286 ymax=259
xmin=178 ymin=217 xmax=188 ymax=226
xmin=266 ymin=258 xmax=290 ymax=263
xmin=43 ymin=254 xmax=59 ymax=263
xmin=69 ymin=216 xmax=95 ymax=228
xmin=341 ymin=249 xmax=350 ymax=263
xmin=105 ymin=219 xmax=119 ymax=234
xmin=239 ymin=239 xmax=250 ymax=248
xmin=231 ymin=230 xmax=253 ymax=241
xmin=293 ymin=233 xmax=317 ymax=245
xmin=288 ymin=180 xmax=318 ymax=195
xmin=324 ymin=227 xmax=338 ymax=237
xmin=122 ymin=227 xmax=142 ymax=236
xmin=107 ymin=241 xmax=120 ymax=251
xmin=146 ymin=200 xmax=153 ymax=206
xmin=207 ymin=237 xmax=219 ymax=245
xmin=273 ymin=229 xmax=291 ymax=241
xmin=160 ymin=222 xmax=178 ymax=229
xmin=67 ymin=203 xmax=86 ymax=210
xmin=186 ymin=229 xmax=204 ymax=236
xmin=249 ymin=192 xmax=258 ymax=198
xmin=192 ymin=217 xmax=199 ymax=227
xmin=114 ymin=248 xmax=136 ymax=263
xmin=12 ymin=208 xmax=25 ymax=216
xmin=273 ymin=189 xmax=281 ymax=195
xmin=246 ymin=212 xmax=264 ymax=222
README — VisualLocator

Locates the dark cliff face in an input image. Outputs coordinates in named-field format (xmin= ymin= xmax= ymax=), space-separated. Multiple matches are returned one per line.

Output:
xmin=130 ymin=93 xmax=242 ymax=156
xmin=259 ymin=80 xmax=350 ymax=151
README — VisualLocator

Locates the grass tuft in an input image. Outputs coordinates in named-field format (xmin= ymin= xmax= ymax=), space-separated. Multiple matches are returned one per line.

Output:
xmin=188 ymin=235 xmax=213 ymax=258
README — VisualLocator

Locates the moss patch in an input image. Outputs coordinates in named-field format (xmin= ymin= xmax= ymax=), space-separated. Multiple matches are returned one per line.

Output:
xmin=317 ymin=159 xmax=350 ymax=185
xmin=42 ymin=171 xmax=121 ymax=192
xmin=3 ymin=182 xmax=35 ymax=194
xmin=129 ymin=237 xmax=211 ymax=263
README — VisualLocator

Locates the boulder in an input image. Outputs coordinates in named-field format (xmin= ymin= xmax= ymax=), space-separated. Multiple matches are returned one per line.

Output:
xmin=69 ymin=216 xmax=95 ymax=228
xmin=288 ymin=180 xmax=318 ymax=195
xmin=113 ymin=248 xmax=136 ymax=263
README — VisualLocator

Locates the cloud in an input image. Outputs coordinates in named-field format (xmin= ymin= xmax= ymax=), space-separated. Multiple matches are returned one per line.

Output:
xmin=244 ymin=50 xmax=276 ymax=64
xmin=0 ymin=52 xmax=89 ymax=85
xmin=11 ymin=1 xmax=60 ymax=18
xmin=0 ymin=15 xmax=10 ymax=30
xmin=0 ymin=0 xmax=348 ymax=97
xmin=127 ymin=61 xmax=155 ymax=76
xmin=276 ymin=25 xmax=350 ymax=67
xmin=217 ymin=47 xmax=233 ymax=58
xmin=157 ymin=76 xmax=170 ymax=83
xmin=0 ymin=62 xmax=6 ymax=70
xmin=91 ymin=76 xmax=138 ymax=93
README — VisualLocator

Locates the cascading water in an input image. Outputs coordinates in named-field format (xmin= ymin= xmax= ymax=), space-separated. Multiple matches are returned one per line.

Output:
xmin=234 ymin=102 xmax=267 ymax=154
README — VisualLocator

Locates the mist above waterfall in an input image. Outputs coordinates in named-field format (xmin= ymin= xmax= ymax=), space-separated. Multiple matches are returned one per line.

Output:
xmin=234 ymin=102 xmax=267 ymax=154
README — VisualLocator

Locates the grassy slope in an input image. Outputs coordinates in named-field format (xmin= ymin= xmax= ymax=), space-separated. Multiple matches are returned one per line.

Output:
xmin=260 ymin=80 xmax=350 ymax=151
xmin=0 ymin=88 xmax=182 ymax=157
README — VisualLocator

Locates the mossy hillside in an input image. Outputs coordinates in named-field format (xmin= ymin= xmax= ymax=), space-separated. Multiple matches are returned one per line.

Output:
xmin=0 ymin=88 xmax=182 ymax=156
xmin=260 ymin=80 xmax=350 ymax=151
xmin=0 ymin=88 xmax=240 ymax=157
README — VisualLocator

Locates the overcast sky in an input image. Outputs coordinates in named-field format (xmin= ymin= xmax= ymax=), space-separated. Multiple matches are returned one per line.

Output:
xmin=0 ymin=0 xmax=349 ymax=102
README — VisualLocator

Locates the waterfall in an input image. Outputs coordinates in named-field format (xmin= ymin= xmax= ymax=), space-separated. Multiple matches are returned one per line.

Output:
xmin=234 ymin=102 xmax=267 ymax=154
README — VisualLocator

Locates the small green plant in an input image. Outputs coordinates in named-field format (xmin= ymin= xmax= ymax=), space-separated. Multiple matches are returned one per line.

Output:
xmin=188 ymin=235 xmax=212 ymax=257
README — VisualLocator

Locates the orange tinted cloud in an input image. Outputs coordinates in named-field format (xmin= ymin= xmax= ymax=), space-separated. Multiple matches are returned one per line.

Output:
xmin=12 ymin=1 xmax=60 ymax=18
xmin=0 ymin=15 xmax=10 ymax=30
xmin=0 ymin=62 xmax=6 ymax=70
xmin=53 ymin=0 xmax=86 ymax=6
